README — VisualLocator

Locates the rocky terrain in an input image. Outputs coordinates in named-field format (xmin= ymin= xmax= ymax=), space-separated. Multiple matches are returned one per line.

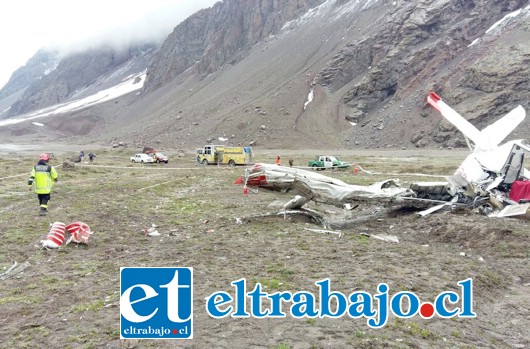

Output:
xmin=0 ymin=0 xmax=529 ymax=151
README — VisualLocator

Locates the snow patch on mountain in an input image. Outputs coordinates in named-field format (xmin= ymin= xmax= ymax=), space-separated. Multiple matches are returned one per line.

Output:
xmin=0 ymin=72 xmax=145 ymax=128
xmin=485 ymin=7 xmax=524 ymax=34
xmin=469 ymin=5 xmax=529 ymax=47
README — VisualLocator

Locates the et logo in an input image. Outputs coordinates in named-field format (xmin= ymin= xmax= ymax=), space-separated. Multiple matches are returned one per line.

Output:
xmin=120 ymin=267 xmax=193 ymax=339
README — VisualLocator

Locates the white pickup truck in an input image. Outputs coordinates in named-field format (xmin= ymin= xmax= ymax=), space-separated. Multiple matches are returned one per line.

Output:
xmin=130 ymin=154 xmax=154 ymax=163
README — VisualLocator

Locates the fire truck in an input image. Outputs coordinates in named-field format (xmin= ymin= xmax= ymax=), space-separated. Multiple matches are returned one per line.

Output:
xmin=197 ymin=145 xmax=253 ymax=166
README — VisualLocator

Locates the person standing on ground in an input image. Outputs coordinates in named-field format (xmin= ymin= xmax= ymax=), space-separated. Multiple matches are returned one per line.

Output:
xmin=28 ymin=153 xmax=58 ymax=216
xmin=275 ymin=155 xmax=281 ymax=165
xmin=79 ymin=150 xmax=85 ymax=162
xmin=88 ymin=152 xmax=96 ymax=163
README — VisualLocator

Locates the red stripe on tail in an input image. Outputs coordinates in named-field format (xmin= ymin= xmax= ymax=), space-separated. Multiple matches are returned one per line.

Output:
xmin=427 ymin=91 xmax=442 ymax=111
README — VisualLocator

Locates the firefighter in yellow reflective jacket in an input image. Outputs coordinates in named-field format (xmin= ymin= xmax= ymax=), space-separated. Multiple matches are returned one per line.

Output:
xmin=28 ymin=153 xmax=58 ymax=216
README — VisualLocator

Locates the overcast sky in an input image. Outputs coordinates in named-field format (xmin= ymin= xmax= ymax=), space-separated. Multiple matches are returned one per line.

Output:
xmin=0 ymin=0 xmax=219 ymax=89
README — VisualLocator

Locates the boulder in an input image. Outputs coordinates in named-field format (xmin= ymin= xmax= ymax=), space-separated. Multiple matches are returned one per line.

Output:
xmin=62 ymin=161 xmax=75 ymax=169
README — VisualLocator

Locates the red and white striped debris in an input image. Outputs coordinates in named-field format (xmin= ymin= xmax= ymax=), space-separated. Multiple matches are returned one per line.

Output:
xmin=65 ymin=222 xmax=92 ymax=244
xmin=42 ymin=222 xmax=66 ymax=249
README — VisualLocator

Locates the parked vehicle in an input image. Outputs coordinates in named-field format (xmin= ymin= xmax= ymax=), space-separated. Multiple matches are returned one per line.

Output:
xmin=308 ymin=156 xmax=349 ymax=170
xmin=197 ymin=145 xmax=253 ymax=166
xmin=151 ymin=152 xmax=169 ymax=163
xmin=130 ymin=153 xmax=154 ymax=163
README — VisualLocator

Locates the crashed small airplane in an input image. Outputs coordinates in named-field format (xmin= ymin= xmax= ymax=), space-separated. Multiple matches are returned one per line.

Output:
xmin=236 ymin=92 xmax=530 ymax=221
xmin=425 ymin=92 xmax=530 ymax=218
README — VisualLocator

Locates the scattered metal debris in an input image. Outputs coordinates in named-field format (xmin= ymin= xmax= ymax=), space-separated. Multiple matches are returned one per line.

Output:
xmin=144 ymin=224 xmax=161 ymax=236
xmin=145 ymin=228 xmax=161 ymax=236
xmin=42 ymin=222 xmax=67 ymax=249
xmin=370 ymin=234 xmax=400 ymax=243
xmin=0 ymin=261 xmax=31 ymax=280
xmin=42 ymin=221 xmax=93 ymax=249
xmin=303 ymin=228 xmax=343 ymax=238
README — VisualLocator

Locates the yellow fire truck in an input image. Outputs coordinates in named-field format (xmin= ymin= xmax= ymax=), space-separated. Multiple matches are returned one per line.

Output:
xmin=197 ymin=145 xmax=253 ymax=166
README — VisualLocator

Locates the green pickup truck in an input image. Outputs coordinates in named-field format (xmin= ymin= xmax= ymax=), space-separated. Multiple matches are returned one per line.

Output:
xmin=308 ymin=156 xmax=350 ymax=170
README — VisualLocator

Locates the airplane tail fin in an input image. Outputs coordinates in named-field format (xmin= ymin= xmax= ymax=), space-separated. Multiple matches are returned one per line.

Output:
xmin=480 ymin=105 xmax=526 ymax=149
xmin=428 ymin=92 xmax=527 ymax=151
xmin=427 ymin=92 xmax=485 ymax=149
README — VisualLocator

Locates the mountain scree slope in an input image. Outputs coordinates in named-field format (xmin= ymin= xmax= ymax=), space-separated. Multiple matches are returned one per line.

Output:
xmin=0 ymin=0 xmax=528 ymax=150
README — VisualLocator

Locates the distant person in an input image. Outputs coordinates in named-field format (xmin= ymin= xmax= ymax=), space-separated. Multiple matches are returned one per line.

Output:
xmin=28 ymin=153 xmax=58 ymax=216
xmin=88 ymin=152 xmax=96 ymax=163
xmin=79 ymin=150 xmax=85 ymax=162
xmin=275 ymin=156 xmax=281 ymax=165
xmin=289 ymin=158 xmax=294 ymax=167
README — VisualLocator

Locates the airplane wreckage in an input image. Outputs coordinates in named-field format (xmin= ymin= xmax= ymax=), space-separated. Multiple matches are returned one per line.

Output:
xmin=235 ymin=93 xmax=530 ymax=228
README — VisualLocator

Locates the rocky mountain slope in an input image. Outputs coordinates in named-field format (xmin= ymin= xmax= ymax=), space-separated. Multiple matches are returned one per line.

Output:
xmin=1 ymin=44 xmax=155 ymax=118
xmin=0 ymin=0 xmax=529 ymax=151
xmin=144 ymin=0 xmax=326 ymax=92
xmin=0 ymin=49 xmax=60 ymax=120
xmin=0 ymin=49 xmax=60 ymax=102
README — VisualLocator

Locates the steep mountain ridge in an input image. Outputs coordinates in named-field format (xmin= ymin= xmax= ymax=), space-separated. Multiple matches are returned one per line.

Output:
xmin=5 ymin=44 xmax=155 ymax=117
xmin=0 ymin=0 xmax=528 ymax=151
xmin=144 ymin=0 xmax=326 ymax=92
xmin=0 ymin=50 xmax=60 ymax=102
xmin=0 ymin=49 xmax=60 ymax=121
